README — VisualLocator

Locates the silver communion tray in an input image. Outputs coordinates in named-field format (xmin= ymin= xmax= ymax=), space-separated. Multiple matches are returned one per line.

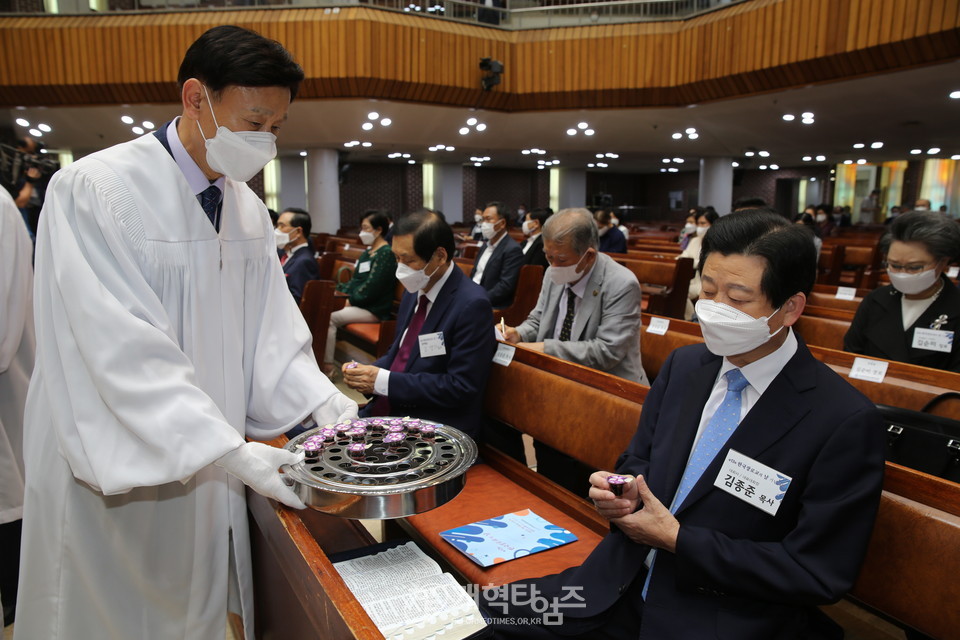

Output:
xmin=282 ymin=417 xmax=477 ymax=519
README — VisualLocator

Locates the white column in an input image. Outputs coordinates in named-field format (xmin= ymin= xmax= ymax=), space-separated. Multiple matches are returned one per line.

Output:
xmin=552 ymin=168 xmax=587 ymax=211
xmin=699 ymin=158 xmax=734 ymax=214
xmin=306 ymin=148 xmax=340 ymax=234
xmin=278 ymin=156 xmax=307 ymax=212
xmin=431 ymin=163 xmax=464 ymax=222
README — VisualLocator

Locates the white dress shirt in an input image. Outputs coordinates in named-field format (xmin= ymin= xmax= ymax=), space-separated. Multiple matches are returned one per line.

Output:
xmin=472 ymin=233 xmax=504 ymax=284
xmin=522 ymin=232 xmax=541 ymax=255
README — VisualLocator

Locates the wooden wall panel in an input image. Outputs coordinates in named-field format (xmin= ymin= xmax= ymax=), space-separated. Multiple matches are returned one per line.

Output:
xmin=0 ymin=0 xmax=957 ymax=109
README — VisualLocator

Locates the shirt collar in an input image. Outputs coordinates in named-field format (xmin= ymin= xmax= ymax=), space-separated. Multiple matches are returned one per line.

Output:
xmin=487 ymin=232 xmax=505 ymax=249
xmin=166 ymin=117 xmax=226 ymax=197
xmin=568 ymin=259 xmax=597 ymax=299
xmin=424 ymin=260 xmax=456 ymax=305
xmin=719 ymin=327 xmax=798 ymax=396
xmin=286 ymin=243 xmax=310 ymax=257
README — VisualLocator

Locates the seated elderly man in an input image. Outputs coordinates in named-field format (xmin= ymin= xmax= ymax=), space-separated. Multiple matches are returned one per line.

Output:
xmin=489 ymin=210 xmax=885 ymax=640
xmin=342 ymin=210 xmax=497 ymax=439
xmin=502 ymin=207 xmax=647 ymax=385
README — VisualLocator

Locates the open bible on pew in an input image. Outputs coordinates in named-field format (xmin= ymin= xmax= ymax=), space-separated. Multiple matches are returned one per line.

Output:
xmin=332 ymin=540 xmax=491 ymax=640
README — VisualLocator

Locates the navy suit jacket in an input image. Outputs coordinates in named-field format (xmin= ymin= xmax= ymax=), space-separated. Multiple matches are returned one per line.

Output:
xmin=282 ymin=246 xmax=320 ymax=304
xmin=470 ymin=234 xmax=524 ymax=308
xmin=509 ymin=337 xmax=885 ymax=639
xmin=521 ymin=234 xmax=548 ymax=268
xmin=366 ymin=265 xmax=496 ymax=439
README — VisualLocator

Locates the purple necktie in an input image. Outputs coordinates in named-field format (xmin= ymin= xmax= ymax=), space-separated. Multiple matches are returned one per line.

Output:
xmin=370 ymin=294 xmax=429 ymax=416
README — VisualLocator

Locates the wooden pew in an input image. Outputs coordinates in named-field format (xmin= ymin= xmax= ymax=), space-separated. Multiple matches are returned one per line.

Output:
xmin=817 ymin=244 xmax=845 ymax=286
xmin=493 ymin=264 xmax=545 ymax=327
xmin=613 ymin=256 xmax=694 ymax=320
xmin=299 ymin=279 xmax=343 ymax=365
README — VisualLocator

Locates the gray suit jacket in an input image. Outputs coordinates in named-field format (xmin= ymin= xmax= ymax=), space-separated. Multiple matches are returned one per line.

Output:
xmin=516 ymin=252 xmax=648 ymax=384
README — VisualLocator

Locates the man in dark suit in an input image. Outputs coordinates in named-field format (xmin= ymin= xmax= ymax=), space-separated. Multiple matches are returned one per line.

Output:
xmin=276 ymin=207 xmax=320 ymax=304
xmin=520 ymin=207 xmax=550 ymax=268
xmin=342 ymin=210 xmax=496 ymax=439
xmin=471 ymin=201 xmax=524 ymax=308
xmin=491 ymin=210 xmax=885 ymax=640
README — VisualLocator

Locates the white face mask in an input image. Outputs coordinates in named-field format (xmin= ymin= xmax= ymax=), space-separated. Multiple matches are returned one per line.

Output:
xmin=274 ymin=228 xmax=290 ymax=248
xmin=522 ymin=220 xmax=536 ymax=236
xmin=396 ymin=258 xmax=438 ymax=294
xmin=197 ymin=86 xmax=277 ymax=182
xmin=695 ymin=226 xmax=708 ymax=236
xmin=695 ymin=299 xmax=784 ymax=357
xmin=816 ymin=213 xmax=827 ymax=222
xmin=611 ymin=217 xmax=620 ymax=227
xmin=359 ymin=230 xmax=376 ymax=246
xmin=683 ymin=223 xmax=696 ymax=235
xmin=480 ymin=221 xmax=498 ymax=240
xmin=889 ymin=268 xmax=939 ymax=295
xmin=549 ymin=251 xmax=590 ymax=286
xmin=474 ymin=214 xmax=483 ymax=224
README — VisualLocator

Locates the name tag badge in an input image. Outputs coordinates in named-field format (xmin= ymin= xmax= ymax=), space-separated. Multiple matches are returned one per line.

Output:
xmin=849 ymin=357 xmax=888 ymax=383
xmin=912 ymin=328 xmax=954 ymax=353
xmin=418 ymin=332 xmax=446 ymax=358
xmin=647 ymin=317 xmax=670 ymax=335
xmin=492 ymin=342 xmax=516 ymax=367
xmin=835 ymin=286 xmax=856 ymax=301
xmin=358 ymin=261 xmax=371 ymax=274
xmin=948 ymin=266 xmax=959 ymax=279
xmin=714 ymin=449 xmax=792 ymax=516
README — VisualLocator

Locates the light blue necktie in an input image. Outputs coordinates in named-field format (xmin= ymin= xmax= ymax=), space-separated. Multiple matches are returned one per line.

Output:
xmin=642 ymin=368 xmax=750 ymax=599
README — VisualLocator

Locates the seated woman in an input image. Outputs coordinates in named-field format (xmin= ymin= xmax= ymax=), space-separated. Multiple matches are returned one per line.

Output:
xmin=323 ymin=210 xmax=397 ymax=377
xmin=678 ymin=208 xmax=700 ymax=250
xmin=844 ymin=211 xmax=960 ymax=372
xmin=680 ymin=208 xmax=718 ymax=320
xmin=595 ymin=209 xmax=627 ymax=254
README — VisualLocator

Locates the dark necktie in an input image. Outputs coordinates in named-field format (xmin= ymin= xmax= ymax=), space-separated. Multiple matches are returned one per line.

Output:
xmin=370 ymin=295 xmax=430 ymax=416
xmin=198 ymin=185 xmax=221 ymax=229
xmin=558 ymin=286 xmax=576 ymax=341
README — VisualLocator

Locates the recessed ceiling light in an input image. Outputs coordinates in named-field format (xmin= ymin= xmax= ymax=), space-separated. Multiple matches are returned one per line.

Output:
xmin=474 ymin=162 xmax=482 ymax=166
xmin=367 ymin=111 xmax=380 ymax=120
xmin=361 ymin=142 xmax=372 ymax=147
xmin=671 ymin=133 xmax=683 ymax=140
xmin=731 ymin=162 xmax=739 ymax=168
xmin=802 ymin=156 xmax=812 ymax=161
xmin=37 ymin=123 xmax=51 ymax=132
xmin=673 ymin=158 xmax=684 ymax=163
xmin=459 ymin=127 xmax=470 ymax=135
xmin=597 ymin=162 xmax=608 ymax=168
xmin=475 ymin=123 xmax=487 ymax=132
xmin=447 ymin=146 xmax=455 ymax=151
xmin=910 ymin=149 xmax=922 ymax=154
xmin=428 ymin=146 xmax=437 ymax=151
xmin=588 ymin=163 xmax=595 ymax=168
xmin=121 ymin=115 xmax=134 ymax=124
xmin=870 ymin=142 xmax=883 ymax=149
xmin=687 ymin=133 xmax=698 ymax=139
xmin=928 ymin=148 xmax=941 ymax=154
xmin=466 ymin=117 xmax=478 ymax=126
xmin=685 ymin=128 xmax=697 ymax=134
xmin=537 ymin=165 xmax=545 ymax=170
xmin=131 ymin=126 xmax=144 ymax=135
xmin=843 ymin=160 xmax=853 ymax=164
xmin=522 ymin=150 xmax=531 ymax=155
xmin=782 ymin=114 xmax=795 ymax=121
xmin=801 ymin=118 xmax=815 ymax=125
xmin=759 ymin=165 xmax=768 ymax=170
xmin=436 ymin=144 xmax=446 ymax=150
xmin=662 ymin=158 xmax=671 ymax=163
xmin=815 ymin=155 xmax=826 ymax=162
xmin=801 ymin=112 xmax=814 ymax=119
xmin=596 ymin=154 xmax=605 ymax=159
xmin=606 ymin=153 xmax=618 ymax=159
xmin=950 ymin=91 xmax=960 ymax=99
xmin=853 ymin=143 xmax=865 ymax=149
xmin=408 ymin=159 xmax=416 ymax=164
xmin=856 ymin=159 xmax=866 ymax=164
xmin=668 ymin=167 xmax=678 ymax=172
xmin=380 ymin=118 xmax=392 ymax=127
xmin=28 ymin=128 xmax=42 ymax=137
xmin=953 ymin=154 xmax=960 ymax=160
xmin=142 ymin=121 xmax=155 ymax=130
xmin=566 ymin=129 xmax=577 ymax=136
xmin=744 ymin=151 xmax=755 ymax=157
xmin=402 ymin=153 xmax=411 ymax=158
xmin=15 ymin=118 xmax=29 ymax=127
xmin=361 ymin=122 xmax=374 ymax=131
xmin=584 ymin=129 xmax=595 ymax=136
xmin=770 ymin=164 xmax=779 ymax=170
xmin=758 ymin=150 xmax=770 ymax=157
xmin=660 ymin=168 xmax=667 ymax=173
xmin=577 ymin=122 xmax=589 ymax=130
xmin=810 ymin=177 xmax=817 ymax=182
xmin=537 ymin=160 xmax=545 ymax=164
xmin=300 ymin=151 xmax=308 ymax=157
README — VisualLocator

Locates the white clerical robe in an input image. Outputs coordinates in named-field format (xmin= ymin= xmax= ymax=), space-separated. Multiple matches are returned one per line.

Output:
xmin=0 ymin=187 xmax=33 ymax=526
xmin=16 ymin=133 xmax=339 ymax=640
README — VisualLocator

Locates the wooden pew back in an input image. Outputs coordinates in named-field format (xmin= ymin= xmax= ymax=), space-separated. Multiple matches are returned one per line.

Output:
xmin=817 ymin=244 xmax=845 ymax=286
xmin=614 ymin=256 xmax=694 ymax=319
xmin=493 ymin=264 xmax=544 ymax=327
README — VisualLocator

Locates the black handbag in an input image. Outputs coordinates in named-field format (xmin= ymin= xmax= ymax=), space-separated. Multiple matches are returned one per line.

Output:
xmin=877 ymin=394 xmax=960 ymax=483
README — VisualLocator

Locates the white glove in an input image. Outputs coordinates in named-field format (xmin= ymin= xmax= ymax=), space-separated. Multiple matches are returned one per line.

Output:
xmin=313 ymin=392 xmax=359 ymax=426
xmin=216 ymin=442 xmax=307 ymax=510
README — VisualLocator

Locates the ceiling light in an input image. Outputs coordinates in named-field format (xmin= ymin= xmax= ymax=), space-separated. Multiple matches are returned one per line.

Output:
xmin=853 ymin=143 xmax=865 ymax=149
xmin=910 ymin=149 xmax=922 ymax=154
xmin=606 ymin=153 xmax=619 ymax=159
xmin=758 ymin=150 xmax=770 ymax=157
xmin=662 ymin=158 xmax=671 ymax=163
xmin=830 ymin=169 xmax=835 ymax=174
xmin=685 ymin=128 xmax=697 ymax=134
xmin=770 ymin=164 xmax=779 ymax=170
xmin=436 ymin=144 xmax=446 ymax=150
xmin=522 ymin=150 xmax=531 ymax=155
xmin=475 ymin=124 xmax=487 ymax=132
xmin=577 ymin=122 xmax=589 ymax=130
xmin=815 ymin=155 xmax=826 ymax=162
xmin=744 ymin=151 xmax=755 ymax=157
xmin=928 ymin=148 xmax=941 ymax=154
xmin=367 ymin=111 xmax=379 ymax=120
xmin=731 ymin=162 xmax=739 ymax=168
xmin=28 ymin=128 xmax=42 ymax=137
xmin=361 ymin=122 xmax=374 ymax=131
xmin=566 ymin=129 xmax=577 ymax=136
xmin=588 ymin=163 xmax=595 ymax=168
xmin=459 ymin=127 xmax=470 ymax=135
xmin=343 ymin=142 xmax=353 ymax=147
xmin=474 ymin=162 xmax=482 ymax=166
xmin=668 ymin=167 xmax=678 ymax=172
xmin=447 ymin=146 xmax=455 ymax=151
xmin=37 ymin=123 xmax=51 ymax=132
xmin=801 ymin=112 xmax=814 ymax=119
xmin=583 ymin=129 xmax=594 ymax=136
xmin=15 ymin=118 xmax=29 ymax=127
xmin=801 ymin=118 xmax=815 ymax=125
xmin=408 ymin=159 xmax=416 ymax=164
xmin=596 ymin=154 xmax=605 ymax=159
xmin=856 ymin=159 xmax=866 ymax=164
xmin=402 ymin=153 xmax=411 ymax=158
xmin=810 ymin=177 xmax=817 ymax=182
xmin=597 ymin=162 xmax=608 ymax=168
xmin=843 ymin=160 xmax=853 ymax=164
xmin=466 ymin=117 xmax=478 ymax=126
xmin=537 ymin=160 xmax=545 ymax=164
xmin=782 ymin=114 xmax=795 ymax=121
xmin=660 ymin=168 xmax=667 ymax=173
xmin=483 ymin=157 xmax=490 ymax=161
xmin=380 ymin=118 xmax=392 ymax=127
xmin=953 ymin=155 xmax=960 ymax=160
xmin=950 ymin=91 xmax=960 ymax=99
xmin=687 ymin=133 xmax=698 ymax=139
xmin=131 ymin=126 xmax=144 ymax=135
xmin=759 ymin=165 xmax=768 ymax=170
xmin=428 ymin=146 xmax=437 ymax=151
xmin=673 ymin=158 xmax=684 ymax=163
xmin=300 ymin=151 xmax=308 ymax=157
xmin=350 ymin=140 xmax=360 ymax=146
xmin=802 ymin=156 xmax=812 ymax=161
xmin=361 ymin=142 xmax=372 ymax=147
xmin=142 ymin=121 xmax=155 ymax=130
xmin=671 ymin=133 xmax=683 ymax=140
xmin=537 ymin=165 xmax=545 ymax=170
xmin=870 ymin=142 xmax=883 ymax=149
xmin=121 ymin=115 xmax=134 ymax=124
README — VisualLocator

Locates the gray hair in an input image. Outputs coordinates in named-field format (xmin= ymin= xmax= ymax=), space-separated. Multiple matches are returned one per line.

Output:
xmin=542 ymin=208 xmax=599 ymax=256
xmin=881 ymin=211 xmax=960 ymax=262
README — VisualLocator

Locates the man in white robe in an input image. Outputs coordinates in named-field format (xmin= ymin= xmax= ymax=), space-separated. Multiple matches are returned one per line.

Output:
xmin=15 ymin=26 xmax=357 ymax=640
xmin=0 ymin=185 xmax=34 ymax=627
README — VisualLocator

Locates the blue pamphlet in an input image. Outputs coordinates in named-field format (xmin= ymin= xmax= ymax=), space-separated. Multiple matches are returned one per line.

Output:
xmin=439 ymin=510 xmax=577 ymax=568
